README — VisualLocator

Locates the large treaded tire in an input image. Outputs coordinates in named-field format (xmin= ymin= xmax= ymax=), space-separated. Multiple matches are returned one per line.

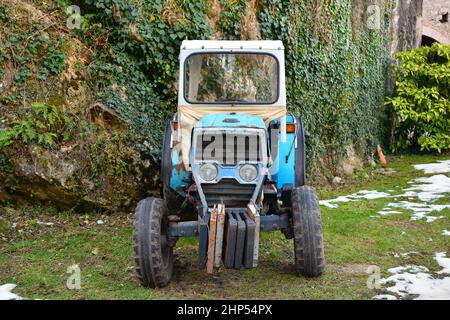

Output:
xmin=291 ymin=186 xmax=325 ymax=277
xmin=133 ymin=197 xmax=173 ymax=288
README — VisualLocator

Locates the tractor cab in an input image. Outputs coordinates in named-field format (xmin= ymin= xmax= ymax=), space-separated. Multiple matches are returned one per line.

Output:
xmin=132 ymin=41 xmax=325 ymax=288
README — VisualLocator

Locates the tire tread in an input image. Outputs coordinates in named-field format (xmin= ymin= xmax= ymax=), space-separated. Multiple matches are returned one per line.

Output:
xmin=291 ymin=186 xmax=325 ymax=277
xmin=132 ymin=197 xmax=173 ymax=288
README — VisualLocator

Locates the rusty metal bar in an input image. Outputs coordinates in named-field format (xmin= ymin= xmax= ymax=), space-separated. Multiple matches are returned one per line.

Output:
xmin=169 ymin=214 xmax=290 ymax=238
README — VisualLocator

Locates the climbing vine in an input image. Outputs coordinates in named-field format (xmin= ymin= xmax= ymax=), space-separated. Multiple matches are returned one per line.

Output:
xmin=0 ymin=0 xmax=396 ymax=201
xmin=217 ymin=0 xmax=247 ymax=39
xmin=258 ymin=0 xmax=393 ymax=175
xmin=77 ymin=0 xmax=393 ymax=176
xmin=77 ymin=0 xmax=213 ymax=159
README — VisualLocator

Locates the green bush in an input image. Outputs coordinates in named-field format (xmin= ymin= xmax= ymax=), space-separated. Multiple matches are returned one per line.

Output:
xmin=386 ymin=43 xmax=450 ymax=153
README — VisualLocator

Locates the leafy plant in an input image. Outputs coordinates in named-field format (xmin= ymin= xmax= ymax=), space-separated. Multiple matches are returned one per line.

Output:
xmin=386 ymin=43 xmax=450 ymax=152
xmin=43 ymin=44 xmax=67 ymax=75
xmin=0 ymin=103 xmax=74 ymax=149
xmin=0 ymin=5 xmax=9 ymax=22
xmin=217 ymin=0 xmax=247 ymax=39
xmin=0 ymin=153 xmax=13 ymax=173
xmin=88 ymin=129 xmax=135 ymax=186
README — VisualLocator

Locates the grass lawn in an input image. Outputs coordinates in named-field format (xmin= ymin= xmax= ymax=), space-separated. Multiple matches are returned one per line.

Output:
xmin=1 ymin=154 xmax=449 ymax=300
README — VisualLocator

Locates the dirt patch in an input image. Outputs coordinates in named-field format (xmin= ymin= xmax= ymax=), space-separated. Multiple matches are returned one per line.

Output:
xmin=383 ymin=219 xmax=423 ymax=230
xmin=328 ymin=263 xmax=372 ymax=275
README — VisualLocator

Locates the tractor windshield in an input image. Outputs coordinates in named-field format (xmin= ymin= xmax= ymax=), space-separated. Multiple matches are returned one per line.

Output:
xmin=184 ymin=53 xmax=279 ymax=104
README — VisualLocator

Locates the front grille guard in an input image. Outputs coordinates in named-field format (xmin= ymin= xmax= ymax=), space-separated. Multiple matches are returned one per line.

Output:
xmin=190 ymin=127 xmax=268 ymax=217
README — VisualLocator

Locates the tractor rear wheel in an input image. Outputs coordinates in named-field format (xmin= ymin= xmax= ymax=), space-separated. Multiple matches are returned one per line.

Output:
xmin=133 ymin=197 xmax=174 ymax=287
xmin=291 ymin=186 xmax=325 ymax=277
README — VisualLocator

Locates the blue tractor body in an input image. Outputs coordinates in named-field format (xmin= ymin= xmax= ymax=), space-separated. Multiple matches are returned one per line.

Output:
xmin=167 ymin=114 xmax=301 ymax=200
xmin=132 ymin=41 xmax=324 ymax=288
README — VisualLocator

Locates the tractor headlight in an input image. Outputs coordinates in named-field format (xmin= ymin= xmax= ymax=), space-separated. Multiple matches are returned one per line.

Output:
xmin=199 ymin=163 xmax=218 ymax=181
xmin=239 ymin=164 xmax=258 ymax=182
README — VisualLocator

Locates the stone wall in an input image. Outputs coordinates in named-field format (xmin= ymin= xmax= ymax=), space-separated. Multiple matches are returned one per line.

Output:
xmin=422 ymin=0 xmax=450 ymax=44
xmin=391 ymin=0 xmax=423 ymax=53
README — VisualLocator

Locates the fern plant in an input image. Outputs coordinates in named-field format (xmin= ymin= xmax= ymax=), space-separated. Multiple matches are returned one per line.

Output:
xmin=0 ymin=102 xmax=74 ymax=149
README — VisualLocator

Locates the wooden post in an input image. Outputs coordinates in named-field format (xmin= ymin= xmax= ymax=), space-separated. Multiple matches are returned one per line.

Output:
xmin=206 ymin=206 xmax=218 ymax=274
xmin=214 ymin=204 xmax=225 ymax=268
xmin=247 ymin=202 xmax=260 ymax=268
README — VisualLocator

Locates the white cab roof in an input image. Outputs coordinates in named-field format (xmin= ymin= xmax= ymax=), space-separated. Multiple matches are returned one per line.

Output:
xmin=180 ymin=40 xmax=284 ymax=51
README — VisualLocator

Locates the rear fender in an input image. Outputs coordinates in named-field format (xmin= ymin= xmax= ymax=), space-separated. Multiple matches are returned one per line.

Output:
xmin=269 ymin=115 xmax=305 ymax=193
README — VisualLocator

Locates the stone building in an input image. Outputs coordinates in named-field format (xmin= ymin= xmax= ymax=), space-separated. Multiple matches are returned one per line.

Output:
xmin=391 ymin=0 xmax=424 ymax=52
xmin=422 ymin=0 xmax=450 ymax=44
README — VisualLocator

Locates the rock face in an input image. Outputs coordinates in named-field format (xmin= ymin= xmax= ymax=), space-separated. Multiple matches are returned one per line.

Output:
xmin=0 ymin=1 xmax=161 ymax=212
xmin=341 ymin=146 xmax=365 ymax=176
xmin=422 ymin=0 xmax=450 ymax=44
xmin=390 ymin=0 xmax=423 ymax=53
xmin=0 ymin=144 xmax=158 ymax=212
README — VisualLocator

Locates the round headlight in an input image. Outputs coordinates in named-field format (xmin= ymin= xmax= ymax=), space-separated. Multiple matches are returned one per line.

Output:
xmin=199 ymin=163 xmax=218 ymax=181
xmin=239 ymin=164 xmax=258 ymax=182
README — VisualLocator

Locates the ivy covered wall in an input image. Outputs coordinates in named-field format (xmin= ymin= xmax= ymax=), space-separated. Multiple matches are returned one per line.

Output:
xmin=82 ymin=0 xmax=394 ymax=173
xmin=0 ymin=0 xmax=397 ymax=210
xmin=257 ymin=0 xmax=393 ymax=176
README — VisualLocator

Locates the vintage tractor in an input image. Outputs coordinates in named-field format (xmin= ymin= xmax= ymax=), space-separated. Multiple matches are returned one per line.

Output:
xmin=133 ymin=40 xmax=325 ymax=287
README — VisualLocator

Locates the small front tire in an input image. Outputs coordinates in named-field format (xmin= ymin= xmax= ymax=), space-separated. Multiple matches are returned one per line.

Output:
xmin=133 ymin=197 xmax=174 ymax=288
xmin=291 ymin=186 xmax=325 ymax=277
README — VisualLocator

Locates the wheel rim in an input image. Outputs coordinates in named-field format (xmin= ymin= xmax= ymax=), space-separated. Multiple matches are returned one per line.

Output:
xmin=160 ymin=215 xmax=171 ymax=269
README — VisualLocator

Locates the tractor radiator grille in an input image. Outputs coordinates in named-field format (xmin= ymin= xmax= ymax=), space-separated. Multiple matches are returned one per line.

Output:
xmin=201 ymin=179 xmax=255 ymax=207
xmin=194 ymin=131 xmax=262 ymax=165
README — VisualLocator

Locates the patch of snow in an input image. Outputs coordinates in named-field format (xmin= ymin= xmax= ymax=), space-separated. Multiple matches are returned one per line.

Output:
xmin=379 ymin=253 xmax=450 ymax=300
xmin=413 ymin=160 xmax=450 ymax=174
xmin=401 ymin=175 xmax=450 ymax=202
xmin=435 ymin=252 xmax=450 ymax=274
xmin=384 ymin=201 xmax=447 ymax=222
xmin=37 ymin=221 xmax=54 ymax=226
xmin=388 ymin=265 xmax=429 ymax=273
xmin=442 ymin=230 xmax=450 ymax=236
xmin=319 ymin=202 xmax=339 ymax=209
xmin=0 ymin=284 xmax=23 ymax=300
xmin=320 ymin=190 xmax=391 ymax=208
xmin=399 ymin=252 xmax=419 ymax=258
xmin=377 ymin=210 xmax=403 ymax=215
xmin=373 ymin=294 xmax=397 ymax=300
xmin=321 ymin=161 xmax=450 ymax=223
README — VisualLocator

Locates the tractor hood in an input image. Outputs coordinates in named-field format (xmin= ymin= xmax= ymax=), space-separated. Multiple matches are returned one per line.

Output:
xmin=195 ymin=113 xmax=266 ymax=130
xmin=177 ymin=105 xmax=285 ymax=170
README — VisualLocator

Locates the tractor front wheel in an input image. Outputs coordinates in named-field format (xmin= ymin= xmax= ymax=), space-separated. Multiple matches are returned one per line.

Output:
xmin=133 ymin=197 xmax=174 ymax=287
xmin=291 ymin=186 xmax=325 ymax=277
